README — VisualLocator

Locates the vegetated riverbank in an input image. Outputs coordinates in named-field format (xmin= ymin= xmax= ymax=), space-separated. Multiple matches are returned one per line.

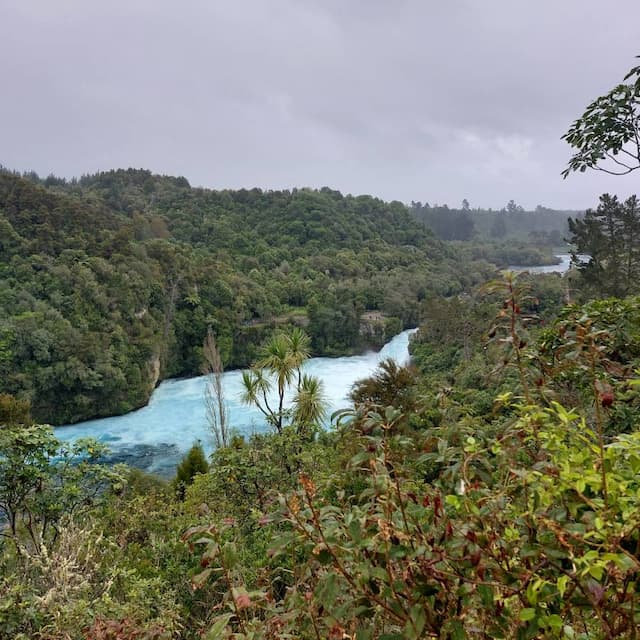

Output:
xmin=53 ymin=244 xmax=577 ymax=474
xmin=509 ymin=252 xmax=569 ymax=273
xmin=1 ymin=168 xmax=574 ymax=427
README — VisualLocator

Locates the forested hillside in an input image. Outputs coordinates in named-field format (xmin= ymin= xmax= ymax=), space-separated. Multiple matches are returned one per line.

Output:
xmin=0 ymin=169 xmax=497 ymax=424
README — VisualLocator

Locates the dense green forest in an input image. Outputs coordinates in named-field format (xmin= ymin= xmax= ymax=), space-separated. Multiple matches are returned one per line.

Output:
xmin=3 ymin=56 xmax=640 ymax=640
xmin=1 ymin=169 xmax=501 ymax=424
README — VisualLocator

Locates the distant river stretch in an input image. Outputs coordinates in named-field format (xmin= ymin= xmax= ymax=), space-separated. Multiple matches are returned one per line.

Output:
xmin=56 ymin=329 xmax=417 ymax=477
xmin=509 ymin=253 xmax=588 ymax=274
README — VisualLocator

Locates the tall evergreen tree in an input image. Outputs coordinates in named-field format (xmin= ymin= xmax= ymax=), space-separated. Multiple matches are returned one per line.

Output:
xmin=568 ymin=194 xmax=640 ymax=296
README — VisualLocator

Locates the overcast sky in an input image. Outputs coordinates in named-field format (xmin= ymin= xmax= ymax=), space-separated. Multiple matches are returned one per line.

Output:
xmin=1 ymin=1 xmax=639 ymax=209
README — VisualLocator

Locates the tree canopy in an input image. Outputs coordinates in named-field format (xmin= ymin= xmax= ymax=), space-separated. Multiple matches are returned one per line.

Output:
xmin=568 ymin=193 xmax=640 ymax=296
xmin=563 ymin=56 xmax=640 ymax=177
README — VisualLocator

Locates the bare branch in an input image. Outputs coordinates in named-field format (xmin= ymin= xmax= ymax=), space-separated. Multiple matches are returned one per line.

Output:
xmin=595 ymin=165 xmax=635 ymax=176
xmin=203 ymin=327 xmax=229 ymax=448
xmin=604 ymin=151 xmax=635 ymax=171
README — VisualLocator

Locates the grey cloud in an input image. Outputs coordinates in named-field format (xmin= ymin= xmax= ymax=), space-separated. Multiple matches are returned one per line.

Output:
xmin=1 ymin=0 xmax=639 ymax=209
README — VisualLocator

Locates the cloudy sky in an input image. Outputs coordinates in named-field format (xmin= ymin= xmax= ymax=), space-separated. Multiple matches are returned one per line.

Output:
xmin=1 ymin=0 xmax=639 ymax=209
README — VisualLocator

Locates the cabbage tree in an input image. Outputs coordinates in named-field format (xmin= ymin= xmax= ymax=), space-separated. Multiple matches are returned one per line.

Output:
xmin=241 ymin=329 xmax=325 ymax=434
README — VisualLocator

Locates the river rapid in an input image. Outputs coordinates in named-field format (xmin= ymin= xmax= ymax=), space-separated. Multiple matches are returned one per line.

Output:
xmin=56 ymin=329 xmax=417 ymax=476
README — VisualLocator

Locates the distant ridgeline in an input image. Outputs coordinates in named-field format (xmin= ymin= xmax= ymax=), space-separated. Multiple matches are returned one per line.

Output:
xmin=410 ymin=199 xmax=581 ymax=244
xmin=0 ymin=167 xmax=498 ymax=424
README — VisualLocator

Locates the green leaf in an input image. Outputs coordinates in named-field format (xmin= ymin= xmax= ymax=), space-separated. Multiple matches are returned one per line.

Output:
xmin=445 ymin=494 xmax=461 ymax=508
xmin=449 ymin=619 xmax=465 ymax=640
xmin=520 ymin=608 xmax=536 ymax=621
xmin=557 ymin=575 xmax=569 ymax=598
xmin=348 ymin=518 xmax=362 ymax=543
xmin=588 ymin=564 xmax=604 ymax=581
xmin=547 ymin=614 xmax=563 ymax=631
xmin=191 ymin=568 xmax=213 ymax=589
xmin=525 ymin=582 xmax=539 ymax=605
xmin=315 ymin=572 xmax=339 ymax=608
xmin=220 ymin=542 xmax=238 ymax=569
xmin=404 ymin=603 xmax=427 ymax=640
xmin=478 ymin=584 xmax=494 ymax=607
xmin=206 ymin=612 xmax=234 ymax=639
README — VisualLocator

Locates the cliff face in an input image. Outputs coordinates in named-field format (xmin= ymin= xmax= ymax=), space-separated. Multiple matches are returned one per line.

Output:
xmin=148 ymin=354 xmax=161 ymax=391
xmin=359 ymin=312 xmax=403 ymax=350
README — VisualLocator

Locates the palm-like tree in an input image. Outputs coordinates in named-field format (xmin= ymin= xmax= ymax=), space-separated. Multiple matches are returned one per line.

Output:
xmin=293 ymin=374 xmax=327 ymax=435
xmin=240 ymin=369 xmax=277 ymax=427
xmin=256 ymin=332 xmax=297 ymax=431
xmin=286 ymin=327 xmax=311 ymax=390
xmin=240 ymin=328 xmax=320 ymax=434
